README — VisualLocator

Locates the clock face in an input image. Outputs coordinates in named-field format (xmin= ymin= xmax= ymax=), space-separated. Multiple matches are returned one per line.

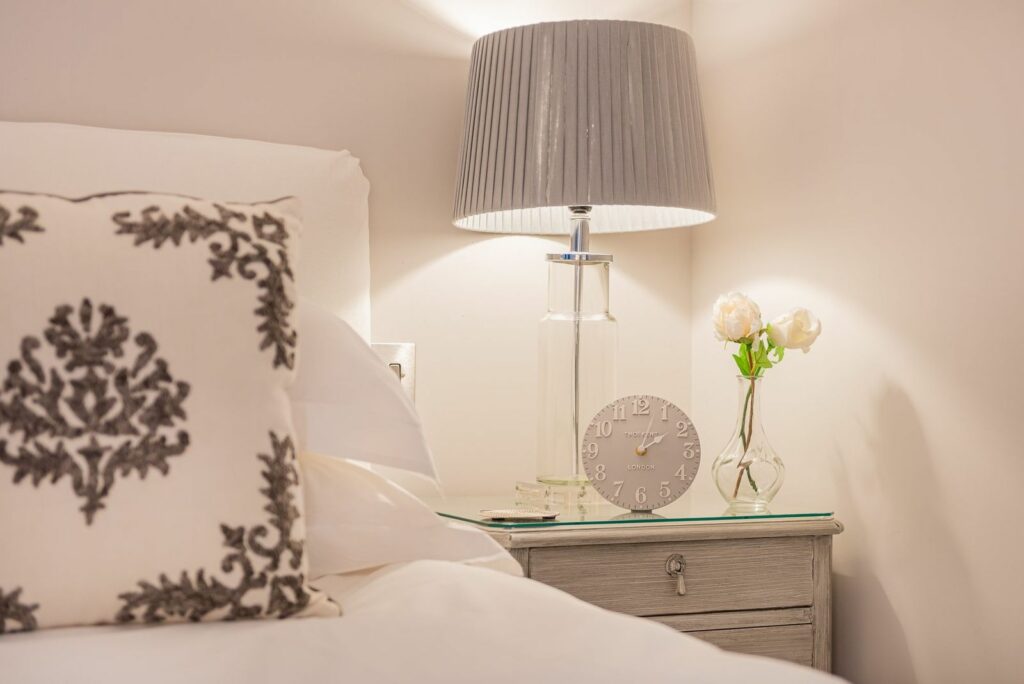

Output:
xmin=581 ymin=395 xmax=700 ymax=511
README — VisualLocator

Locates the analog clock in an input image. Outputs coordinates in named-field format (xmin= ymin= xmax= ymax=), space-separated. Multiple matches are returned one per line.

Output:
xmin=581 ymin=395 xmax=701 ymax=512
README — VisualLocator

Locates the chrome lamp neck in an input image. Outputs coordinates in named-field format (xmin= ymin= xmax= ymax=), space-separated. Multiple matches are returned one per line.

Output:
xmin=568 ymin=205 xmax=592 ymax=253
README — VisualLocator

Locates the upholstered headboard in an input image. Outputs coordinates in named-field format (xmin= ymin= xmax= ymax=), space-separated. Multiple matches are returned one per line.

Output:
xmin=0 ymin=121 xmax=371 ymax=338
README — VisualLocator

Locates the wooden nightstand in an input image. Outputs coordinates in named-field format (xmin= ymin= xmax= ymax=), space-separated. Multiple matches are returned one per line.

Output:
xmin=435 ymin=501 xmax=842 ymax=672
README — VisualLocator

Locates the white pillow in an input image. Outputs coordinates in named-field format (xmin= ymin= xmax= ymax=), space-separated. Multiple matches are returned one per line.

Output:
xmin=0 ymin=121 xmax=370 ymax=338
xmin=300 ymin=451 xmax=519 ymax=578
xmin=291 ymin=298 xmax=437 ymax=479
xmin=0 ymin=191 xmax=337 ymax=633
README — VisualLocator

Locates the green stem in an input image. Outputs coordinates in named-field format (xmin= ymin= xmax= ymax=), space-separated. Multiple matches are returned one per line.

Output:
xmin=731 ymin=347 xmax=762 ymax=498
xmin=746 ymin=465 xmax=759 ymax=493
xmin=738 ymin=384 xmax=751 ymax=451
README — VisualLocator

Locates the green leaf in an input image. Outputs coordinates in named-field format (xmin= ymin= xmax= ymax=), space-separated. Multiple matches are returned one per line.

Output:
xmin=732 ymin=353 xmax=750 ymax=375
xmin=745 ymin=339 xmax=770 ymax=373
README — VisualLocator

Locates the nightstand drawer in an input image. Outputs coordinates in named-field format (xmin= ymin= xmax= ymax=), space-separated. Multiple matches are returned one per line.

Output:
xmin=688 ymin=624 xmax=814 ymax=667
xmin=529 ymin=537 xmax=813 ymax=616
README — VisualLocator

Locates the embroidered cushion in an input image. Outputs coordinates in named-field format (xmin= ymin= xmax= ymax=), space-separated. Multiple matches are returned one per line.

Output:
xmin=0 ymin=121 xmax=372 ymax=339
xmin=0 ymin=191 xmax=338 ymax=633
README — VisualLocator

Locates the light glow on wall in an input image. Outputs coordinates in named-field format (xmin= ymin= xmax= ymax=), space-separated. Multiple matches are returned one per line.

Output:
xmin=408 ymin=0 xmax=689 ymax=39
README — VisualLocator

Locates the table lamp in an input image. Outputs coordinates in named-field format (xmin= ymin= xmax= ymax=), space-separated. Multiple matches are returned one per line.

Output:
xmin=452 ymin=20 xmax=715 ymax=497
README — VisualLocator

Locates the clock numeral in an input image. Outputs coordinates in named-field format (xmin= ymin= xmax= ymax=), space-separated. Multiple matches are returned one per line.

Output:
xmin=675 ymin=464 xmax=686 ymax=480
xmin=583 ymin=442 xmax=600 ymax=459
xmin=659 ymin=481 xmax=671 ymax=498
xmin=594 ymin=464 xmax=607 ymax=481
xmin=676 ymin=420 xmax=689 ymax=437
xmin=612 ymin=480 xmax=624 ymax=497
xmin=683 ymin=443 xmax=697 ymax=460
xmin=635 ymin=486 xmax=648 ymax=505
xmin=612 ymin=404 xmax=626 ymax=421
xmin=631 ymin=397 xmax=650 ymax=416
xmin=660 ymin=403 xmax=669 ymax=421
xmin=595 ymin=420 xmax=612 ymax=438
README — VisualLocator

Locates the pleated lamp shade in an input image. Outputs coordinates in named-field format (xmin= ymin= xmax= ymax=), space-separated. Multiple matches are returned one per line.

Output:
xmin=453 ymin=20 xmax=715 ymax=235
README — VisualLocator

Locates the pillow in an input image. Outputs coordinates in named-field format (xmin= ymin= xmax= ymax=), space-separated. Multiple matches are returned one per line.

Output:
xmin=300 ymin=451 xmax=519 ymax=578
xmin=291 ymin=299 xmax=437 ymax=479
xmin=0 ymin=190 xmax=337 ymax=634
xmin=0 ymin=121 xmax=371 ymax=339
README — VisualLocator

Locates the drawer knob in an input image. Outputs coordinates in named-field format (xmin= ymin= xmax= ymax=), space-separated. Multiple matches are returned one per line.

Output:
xmin=665 ymin=554 xmax=687 ymax=595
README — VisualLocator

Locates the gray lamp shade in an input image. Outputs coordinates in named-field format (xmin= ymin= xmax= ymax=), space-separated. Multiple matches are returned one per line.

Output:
xmin=453 ymin=20 xmax=715 ymax=235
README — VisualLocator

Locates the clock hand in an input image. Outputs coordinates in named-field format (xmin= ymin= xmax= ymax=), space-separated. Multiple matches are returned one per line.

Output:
xmin=636 ymin=410 xmax=656 ymax=454
xmin=643 ymin=433 xmax=666 ymax=449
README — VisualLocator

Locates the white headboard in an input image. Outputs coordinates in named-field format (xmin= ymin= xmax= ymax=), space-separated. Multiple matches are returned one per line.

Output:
xmin=0 ymin=121 xmax=371 ymax=338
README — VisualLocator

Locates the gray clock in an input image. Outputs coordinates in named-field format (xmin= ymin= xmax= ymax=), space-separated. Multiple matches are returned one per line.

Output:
xmin=581 ymin=394 xmax=701 ymax=512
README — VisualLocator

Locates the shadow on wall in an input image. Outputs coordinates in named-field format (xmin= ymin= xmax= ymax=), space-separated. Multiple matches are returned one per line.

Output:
xmin=833 ymin=572 xmax=914 ymax=683
xmin=831 ymin=383 xmax=988 ymax=683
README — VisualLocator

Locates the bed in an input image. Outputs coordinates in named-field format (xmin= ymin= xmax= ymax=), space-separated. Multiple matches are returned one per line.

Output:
xmin=0 ymin=122 xmax=843 ymax=683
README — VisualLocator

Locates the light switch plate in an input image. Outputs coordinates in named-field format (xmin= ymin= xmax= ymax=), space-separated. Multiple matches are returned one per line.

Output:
xmin=371 ymin=342 xmax=416 ymax=401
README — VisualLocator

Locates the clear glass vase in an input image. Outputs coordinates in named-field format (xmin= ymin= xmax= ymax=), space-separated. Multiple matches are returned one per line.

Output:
xmin=537 ymin=255 xmax=617 ymax=490
xmin=711 ymin=375 xmax=785 ymax=512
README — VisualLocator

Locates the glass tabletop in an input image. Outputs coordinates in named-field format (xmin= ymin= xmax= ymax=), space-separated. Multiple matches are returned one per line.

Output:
xmin=430 ymin=496 xmax=833 ymax=530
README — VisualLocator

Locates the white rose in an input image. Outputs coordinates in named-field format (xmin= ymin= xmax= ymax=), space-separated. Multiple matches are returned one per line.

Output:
xmin=712 ymin=292 xmax=763 ymax=342
xmin=768 ymin=308 xmax=821 ymax=352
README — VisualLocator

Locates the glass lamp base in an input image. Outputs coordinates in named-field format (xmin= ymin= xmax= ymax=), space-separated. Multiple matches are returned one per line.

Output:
xmin=537 ymin=245 xmax=616 ymax=504
xmin=514 ymin=479 xmax=603 ymax=514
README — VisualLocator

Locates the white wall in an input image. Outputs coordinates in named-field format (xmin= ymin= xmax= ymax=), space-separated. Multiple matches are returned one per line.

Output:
xmin=0 ymin=0 xmax=695 ymax=495
xmin=689 ymin=1 xmax=1023 ymax=682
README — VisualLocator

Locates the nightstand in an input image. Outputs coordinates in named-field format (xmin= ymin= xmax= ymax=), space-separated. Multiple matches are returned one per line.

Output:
xmin=434 ymin=499 xmax=842 ymax=672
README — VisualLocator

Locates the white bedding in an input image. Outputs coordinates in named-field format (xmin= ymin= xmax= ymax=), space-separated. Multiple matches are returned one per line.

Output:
xmin=1 ymin=560 xmax=842 ymax=684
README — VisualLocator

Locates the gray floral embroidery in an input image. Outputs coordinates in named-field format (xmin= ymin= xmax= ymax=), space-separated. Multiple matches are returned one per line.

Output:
xmin=0 ymin=300 xmax=191 ymax=524
xmin=0 ymin=587 xmax=39 ymax=634
xmin=0 ymin=204 xmax=44 ymax=245
xmin=112 ymin=204 xmax=297 ymax=370
xmin=116 ymin=433 xmax=313 ymax=624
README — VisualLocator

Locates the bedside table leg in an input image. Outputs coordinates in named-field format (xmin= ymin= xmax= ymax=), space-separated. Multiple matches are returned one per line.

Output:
xmin=811 ymin=536 xmax=833 ymax=672
xmin=509 ymin=547 xmax=530 ymax=576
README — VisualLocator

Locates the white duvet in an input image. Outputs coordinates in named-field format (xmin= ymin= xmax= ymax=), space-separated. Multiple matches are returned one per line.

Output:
xmin=1 ymin=560 xmax=842 ymax=683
